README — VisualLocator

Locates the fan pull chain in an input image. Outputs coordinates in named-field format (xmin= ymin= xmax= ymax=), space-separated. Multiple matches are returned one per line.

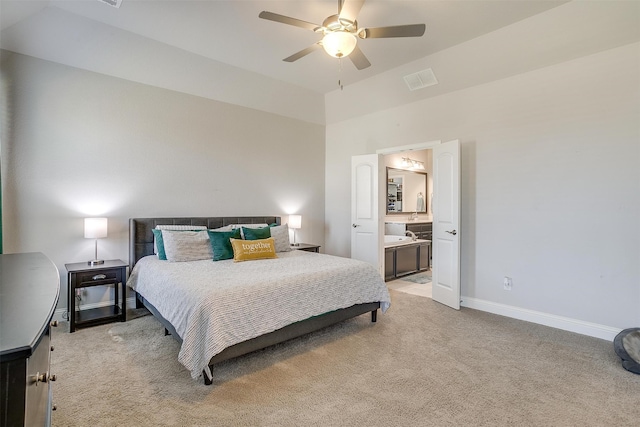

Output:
xmin=338 ymin=58 xmax=344 ymax=91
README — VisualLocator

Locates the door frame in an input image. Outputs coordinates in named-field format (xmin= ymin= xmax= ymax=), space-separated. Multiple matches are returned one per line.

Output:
xmin=362 ymin=139 xmax=460 ymax=308
xmin=376 ymin=140 xmax=443 ymax=156
xmin=376 ymin=140 xmax=442 ymax=278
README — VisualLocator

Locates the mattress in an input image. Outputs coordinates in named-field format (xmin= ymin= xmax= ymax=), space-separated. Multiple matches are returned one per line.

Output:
xmin=127 ymin=250 xmax=391 ymax=378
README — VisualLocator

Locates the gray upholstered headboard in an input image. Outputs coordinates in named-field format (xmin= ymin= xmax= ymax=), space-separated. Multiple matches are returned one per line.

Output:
xmin=128 ymin=216 xmax=280 ymax=270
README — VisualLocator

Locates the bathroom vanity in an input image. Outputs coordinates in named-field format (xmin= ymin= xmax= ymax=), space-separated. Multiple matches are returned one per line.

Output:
xmin=384 ymin=239 xmax=430 ymax=281
xmin=384 ymin=220 xmax=432 ymax=281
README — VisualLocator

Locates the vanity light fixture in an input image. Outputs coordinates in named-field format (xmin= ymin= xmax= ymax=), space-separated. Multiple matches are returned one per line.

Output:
xmin=400 ymin=157 xmax=425 ymax=170
xmin=84 ymin=217 xmax=108 ymax=265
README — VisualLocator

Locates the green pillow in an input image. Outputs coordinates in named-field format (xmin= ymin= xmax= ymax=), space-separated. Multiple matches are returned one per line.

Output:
xmin=208 ymin=229 xmax=242 ymax=261
xmin=152 ymin=229 xmax=167 ymax=260
xmin=242 ymin=226 xmax=271 ymax=240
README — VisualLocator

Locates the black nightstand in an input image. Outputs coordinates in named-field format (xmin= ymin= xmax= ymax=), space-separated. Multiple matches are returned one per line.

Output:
xmin=65 ymin=259 xmax=127 ymax=333
xmin=291 ymin=243 xmax=321 ymax=253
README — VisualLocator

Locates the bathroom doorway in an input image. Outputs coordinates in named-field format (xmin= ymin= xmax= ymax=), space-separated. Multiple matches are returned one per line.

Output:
xmin=352 ymin=139 xmax=460 ymax=308
xmin=383 ymin=148 xmax=433 ymax=298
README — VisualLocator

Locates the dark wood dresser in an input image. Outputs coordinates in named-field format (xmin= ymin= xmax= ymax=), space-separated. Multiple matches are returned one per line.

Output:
xmin=0 ymin=252 xmax=60 ymax=427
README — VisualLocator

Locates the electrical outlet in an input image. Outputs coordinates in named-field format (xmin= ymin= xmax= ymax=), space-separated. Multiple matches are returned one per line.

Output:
xmin=503 ymin=276 xmax=512 ymax=291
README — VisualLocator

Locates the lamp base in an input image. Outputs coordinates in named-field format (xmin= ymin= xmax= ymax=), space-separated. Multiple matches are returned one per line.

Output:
xmin=88 ymin=259 xmax=105 ymax=266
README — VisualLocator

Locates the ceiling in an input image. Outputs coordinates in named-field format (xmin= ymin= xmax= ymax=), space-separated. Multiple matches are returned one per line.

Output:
xmin=1 ymin=0 xmax=570 ymax=94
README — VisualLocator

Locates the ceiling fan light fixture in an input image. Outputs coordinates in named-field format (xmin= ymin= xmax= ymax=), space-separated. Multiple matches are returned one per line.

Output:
xmin=322 ymin=31 xmax=357 ymax=58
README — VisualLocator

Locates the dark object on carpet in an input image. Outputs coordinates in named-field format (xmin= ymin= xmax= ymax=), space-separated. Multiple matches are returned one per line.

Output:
xmin=402 ymin=272 xmax=432 ymax=284
xmin=613 ymin=327 xmax=640 ymax=374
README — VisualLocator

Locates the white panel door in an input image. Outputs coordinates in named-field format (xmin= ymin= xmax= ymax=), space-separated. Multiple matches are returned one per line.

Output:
xmin=351 ymin=154 xmax=384 ymax=276
xmin=432 ymin=140 xmax=461 ymax=309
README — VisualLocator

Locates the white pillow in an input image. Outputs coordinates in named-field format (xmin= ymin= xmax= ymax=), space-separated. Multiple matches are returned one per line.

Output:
xmin=210 ymin=225 xmax=234 ymax=232
xmin=154 ymin=225 xmax=207 ymax=255
xmin=161 ymin=230 xmax=212 ymax=262
xmin=155 ymin=225 xmax=208 ymax=230
xmin=269 ymin=224 xmax=292 ymax=253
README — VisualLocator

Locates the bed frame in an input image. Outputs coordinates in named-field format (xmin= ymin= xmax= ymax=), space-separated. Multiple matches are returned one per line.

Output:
xmin=129 ymin=216 xmax=381 ymax=384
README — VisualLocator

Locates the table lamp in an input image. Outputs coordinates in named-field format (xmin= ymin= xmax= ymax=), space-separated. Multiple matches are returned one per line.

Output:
xmin=289 ymin=214 xmax=301 ymax=246
xmin=84 ymin=217 xmax=108 ymax=265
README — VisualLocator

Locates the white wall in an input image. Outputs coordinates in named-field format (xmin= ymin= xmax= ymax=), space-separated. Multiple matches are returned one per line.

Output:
xmin=324 ymin=1 xmax=640 ymax=125
xmin=0 ymin=5 xmax=325 ymax=125
xmin=1 ymin=51 xmax=325 ymax=313
xmin=325 ymin=43 xmax=640 ymax=334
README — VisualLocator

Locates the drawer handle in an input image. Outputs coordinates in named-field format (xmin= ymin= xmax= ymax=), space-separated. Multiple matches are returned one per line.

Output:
xmin=92 ymin=274 xmax=107 ymax=280
xmin=33 ymin=371 xmax=49 ymax=385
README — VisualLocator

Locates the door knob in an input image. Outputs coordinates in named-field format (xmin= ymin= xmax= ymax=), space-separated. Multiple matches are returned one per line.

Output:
xmin=445 ymin=230 xmax=457 ymax=235
xmin=352 ymin=224 xmax=360 ymax=228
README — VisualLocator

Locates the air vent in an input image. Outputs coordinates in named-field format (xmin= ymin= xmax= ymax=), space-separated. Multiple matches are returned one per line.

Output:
xmin=403 ymin=68 xmax=438 ymax=91
xmin=98 ymin=0 xmax=123 ymax=8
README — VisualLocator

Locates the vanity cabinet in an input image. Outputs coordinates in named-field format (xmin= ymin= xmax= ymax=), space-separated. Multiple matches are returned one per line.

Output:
xmin=406 ymin=223 xmax=432 ymax=241
xmin=384 ymin=249 xmax=395 ymax=281
xmin=396 ymin=245 xmax=419 ymax=277
xmin=385 ymin=242 xmax=430 ymax=281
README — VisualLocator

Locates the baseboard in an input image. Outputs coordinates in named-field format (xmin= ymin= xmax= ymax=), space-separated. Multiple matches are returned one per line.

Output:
xmin=54 ymin=296 xmax=621 ymax=341
xmin=461 ymin=297 xmax=621 ymax=341
xmin=53 ymin=296 xmax=138 ymax=323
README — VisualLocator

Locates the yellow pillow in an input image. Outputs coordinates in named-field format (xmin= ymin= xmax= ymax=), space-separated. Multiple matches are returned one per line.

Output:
xmin=230 ymin=237 xmax=278 ymax=262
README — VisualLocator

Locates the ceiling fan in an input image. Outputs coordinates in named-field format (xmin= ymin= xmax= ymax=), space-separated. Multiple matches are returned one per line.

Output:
xmin=258 ymin=0 xmax=426 ymax=70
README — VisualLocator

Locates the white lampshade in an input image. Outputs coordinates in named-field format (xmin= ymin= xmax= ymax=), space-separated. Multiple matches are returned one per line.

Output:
xmin=289 ymin=215 xmax=302 ymax=230
xmin=84 ymin=217 xmax=108 ymax=239
xmin=322 ymin=31 xmax=357 ymax=58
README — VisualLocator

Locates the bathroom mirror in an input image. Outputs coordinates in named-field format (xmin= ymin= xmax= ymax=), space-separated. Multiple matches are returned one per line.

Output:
xmin=386 ymin=167 xmax=428 ymax=214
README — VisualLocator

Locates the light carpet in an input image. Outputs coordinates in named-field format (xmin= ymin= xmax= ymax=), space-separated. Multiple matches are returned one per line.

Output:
xmin=50 ymin=290 xmax=639 ymax=426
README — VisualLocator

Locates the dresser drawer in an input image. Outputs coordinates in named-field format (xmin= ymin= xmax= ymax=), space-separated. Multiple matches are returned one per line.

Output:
xmin=25 ymin=327 xmax=52 ymax=427
xmin=75 ymin=269 xmax=123 ymax=286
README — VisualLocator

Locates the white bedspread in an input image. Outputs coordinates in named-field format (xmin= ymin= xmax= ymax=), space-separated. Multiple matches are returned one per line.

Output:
xmin=127 ymin=250 xmax=391 ymax=379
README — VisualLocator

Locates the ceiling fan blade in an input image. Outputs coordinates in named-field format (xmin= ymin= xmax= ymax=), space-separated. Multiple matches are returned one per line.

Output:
xmin=359 ymin=24 xmax=426 ymax=39
xmin=283 ymin=43 xmax=323 ymax=62
xmin=338 ymin=0 xmax=365 ymax=23
xmin=349 ymin=45 xmax=371 ymax=70
xmin=259 ymin=11 xmax=320 ymax=32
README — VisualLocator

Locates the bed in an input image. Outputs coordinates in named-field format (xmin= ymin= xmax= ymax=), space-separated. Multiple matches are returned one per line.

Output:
xmin=127 ymin=216 xmax=391 ymax=384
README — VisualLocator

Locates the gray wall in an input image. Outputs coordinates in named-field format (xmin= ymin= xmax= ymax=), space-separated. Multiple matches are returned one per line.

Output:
xmin=325 ymin=42 xmax=640 ymax=335
xmin=1 ymin=51 xmax=325 ymax=313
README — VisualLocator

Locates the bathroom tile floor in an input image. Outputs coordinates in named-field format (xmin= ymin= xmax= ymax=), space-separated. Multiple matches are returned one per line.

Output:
xmin=386 ymin=272 xmax=432 ymax=298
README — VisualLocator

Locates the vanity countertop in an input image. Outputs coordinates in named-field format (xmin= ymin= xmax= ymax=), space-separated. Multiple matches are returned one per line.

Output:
xmin=385 ymin=219 xmax=432 ymax=224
